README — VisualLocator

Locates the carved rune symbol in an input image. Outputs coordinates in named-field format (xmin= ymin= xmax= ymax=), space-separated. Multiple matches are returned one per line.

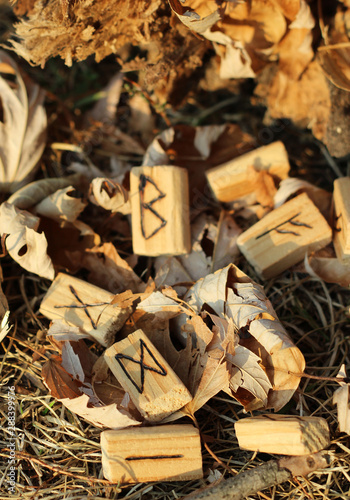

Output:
xmin=115 ymin=339 xmax=167 ymax=394
xmin=54 ymin=285 xmax=109 ymax=330
xmin=139 ymin=174 xmax=167 ymax=239
xmin=256 ymin=212 xmax=313 ymax=240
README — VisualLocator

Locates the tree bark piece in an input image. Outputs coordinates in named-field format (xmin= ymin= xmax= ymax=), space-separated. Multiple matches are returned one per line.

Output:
xmin=237 ymin=192 xmax=332 ymax=278
xmin=205 ymin=141 xmax=290 ymax=203
xmin=183 ymin=451 xmax=331 ymax=500
xmin=101 ymin=424 xmax=203 ymax=483
xmin=333 ymin=177 xmax=350 ymax=262
xmin=104 ymin=329 xmax=193 ymax=421
xmin=130 ymin=165 xmax=191 ymax=256
xmin=234 ymin=414 xmax=330 ymax=455
xmin=39 ymin=273 xmax=130 ymax=347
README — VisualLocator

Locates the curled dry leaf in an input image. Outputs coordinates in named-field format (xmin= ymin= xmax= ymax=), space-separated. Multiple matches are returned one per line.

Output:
xmin=35 ymin=186 xmax=87 ymax=223
xmin=0 ymin=51 xmax=47 ymax=192
xmin=185 ymin=264 xmax=305 ymax=411
xmin=333 ymin=364 xmax=350 ymax=435
xmin=7 ymin=175 xmax=82 ymax=210
xmin=304 ymin=249 xmax=350 ymax=288
xmin=42 ymin=341 xmax=141 ymax=429
xmin=0 ymin=202 xmax=54 ymax=280
xmin=89 ymin=178 xmax=130 ymax=214
xmin=317 ymin=4 xmax=350 ymax=92
xmin=0 ymin=265 xmax=10 ymax=343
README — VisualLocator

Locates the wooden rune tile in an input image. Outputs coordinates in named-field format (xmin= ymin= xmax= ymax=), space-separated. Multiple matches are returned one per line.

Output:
xmin=237 ymin=193 xmax=332 ymax=279
xmin=205 ymin=141 xmax=290 ymax=202
xmin=235 ymin=415 xmax=330 ymax=456
xmin=101 ymin=424 xmax=203 ymax=483
xmin=333 ymin=177 xmax=350 ymax=261
xmin=104 ymin=329 xmax=192 ymax=422
xmin=130 ymin=165 xmax=191 ymax=256
xmin=39 ymin=273 xmax=130 ymax=346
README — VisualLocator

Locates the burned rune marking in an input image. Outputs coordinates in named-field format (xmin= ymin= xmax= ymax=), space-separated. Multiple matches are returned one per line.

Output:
xmin=334 ymin=213 xmax=342 ymax=232
xmin=126 ymin=454 xmax=183 ymax=461
xmin=115 ymin=338 xmax=167 ymax=394
xmin=256 ymin=212 xmax=313 ymax=240
xmin=54 ymin=285 xmax=109 ymax=330
xmin=139 ymin=174 xmax=167 ymax=239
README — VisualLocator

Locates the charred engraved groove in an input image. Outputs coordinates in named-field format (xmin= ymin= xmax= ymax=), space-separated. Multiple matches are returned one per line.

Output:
xmin=54 ymin=285 xmax=109 ymax=330
xmin=139 ymin=174 xmax=167 ymax=239
xmin=126 ymin=454 xmax=183 ymax=461
xmin=115 ymin=338 xmax=167 ymax=394
xmin=256 ymin=212 xmax=313 ymax=240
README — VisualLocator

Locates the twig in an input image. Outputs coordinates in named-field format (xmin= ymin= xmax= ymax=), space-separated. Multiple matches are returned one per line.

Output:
xmin=183 ymin=451 xmax=332 ymax=500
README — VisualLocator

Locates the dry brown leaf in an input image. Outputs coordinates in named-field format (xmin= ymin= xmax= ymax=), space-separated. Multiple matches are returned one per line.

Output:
xmin=154 ymin=256 xmax=192 ymax=296
xmin=179 ymin=214 xmax=216 ymax=281
xmin=137 ymin=290 xmax=186 ymax=319
xmin=88 ymin=178 xmax=130 ymax=214
xmin=47 ymin=319 xmax=91 ymax=342
xmin=0 ymin=264 xmax=10 ymax=343
xmin=42 ymin=343 xmax=141 ymax=429
xmin=7 ymin=175 xmax=82 ymax=210
xmin=256 ymin=60 xmax=331 ymax=140
xmin=38 ymin=217 xmax=100 ymax=274
xmin=42 ymin=355 xmax=83 ymax=400
xmin=247 ymin=166 xmax=277 ymax=215
xmin=86 ymin=73 xmax=123 ymax=124
xmin=185 ymin=352 xmax=230 ymax=415
xmin=317 ymin=5 xmax=350 ymax=92
xmin=187 ymin=314 xmax=214 ymax=355
xmin=0 ymin=51 xmax=47 ymax=191
xmin=0 ymin=202 xmax=55 ymax=279
xmin=60 ymin=393 xmax=141 ymax=429
xmin=185 ymin=264 xmax=305 ymax=411
xmin=333 ymin=364 xmax=350 ymax=435
xmin=81 ymin=242 xmax=145 ymax=294
xmin=169 ymin=0 xmax=221 ymax=34
xmin=34 ymin=186 xmax=87 ymax=223
xmin=272 ymin=0 xmax=301 ymax=21
xmin=227 ymin=345 xmax=272 ymax=407
xmin=274 ymin=177 xmax=332 ymax=221
xmin=128 ymin=93 xmax=156 ymax=146
xmin=304 ymin=250 xmax=350 ymax=288
xmin=212 ymin=211 xmax=241 ymax=272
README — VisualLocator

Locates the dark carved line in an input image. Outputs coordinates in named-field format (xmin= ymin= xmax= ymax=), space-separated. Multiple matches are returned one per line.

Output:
xmin=115 ymin=338 xmax=167 ymax=394
xmin=53 ymin=285 xmax=109 ymax=330
xmin=139 ymin=174 xmax=168 ymax=240
xmin=126 ymin=454 xmax=183 ymax=461
xmin=256 ymin=213 xmax=313 ymax=240
xmin=334 ymin=212 xmax=342 ymax=232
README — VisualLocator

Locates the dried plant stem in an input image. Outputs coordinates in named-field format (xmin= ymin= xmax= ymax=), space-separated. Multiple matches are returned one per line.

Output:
xmin=183 ymin=452 xmax=331 ymax=500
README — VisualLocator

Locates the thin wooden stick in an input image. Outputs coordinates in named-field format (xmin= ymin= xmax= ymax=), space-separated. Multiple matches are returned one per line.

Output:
xmin=183 ymin=452 xmax=331 ymax=500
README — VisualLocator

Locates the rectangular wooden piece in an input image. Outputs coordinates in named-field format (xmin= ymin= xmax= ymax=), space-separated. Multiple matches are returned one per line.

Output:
xmin=333 ymin=177 xmax=350 ymax=261
xmin=205 ymin=141 xmax=290 ymax=202
xmin=235 ymin=415 xmax=330 ymax=456
xmin=101 ymin=424 xmax=203 ymax=483
xmin=39 ymin=273 xmax=130 ymax=346
xmin=237 ymin=193 xmax=332 ymax=279
xmin=104 ymin=329 xmax=192 ymax=421
xmin=130 ymin=165 xmax=191 ymax=256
